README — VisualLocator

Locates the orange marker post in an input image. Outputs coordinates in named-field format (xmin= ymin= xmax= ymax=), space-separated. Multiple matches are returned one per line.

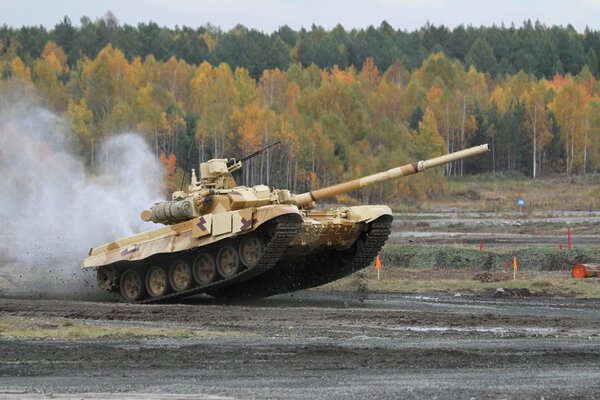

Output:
xmin=375 ymin=255 xmax=381 ymax=281
xmin=513 ymin=256 xmax=518 ymax=280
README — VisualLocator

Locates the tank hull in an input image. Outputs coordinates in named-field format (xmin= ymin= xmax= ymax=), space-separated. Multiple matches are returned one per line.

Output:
xmin=83 ymin=204 xmax=392 ymax=302
xmin=83 ymin=204 xmax=300 ymax=269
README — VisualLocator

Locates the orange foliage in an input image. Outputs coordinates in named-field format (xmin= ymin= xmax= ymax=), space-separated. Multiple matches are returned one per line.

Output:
xmin=282 ymin=81 xmax=300 ymax=117
xmin=11 ymin=36 xmax=600 ymax=200
xmin=159 ymin=152 xmax=177 ymax=176
xmin=307 ymin=171 xmax=320 ymax=190
xmin=427 ymin=86 xmax=443 ymax=103
xmin=551 ymin=73 xmax=569 ymax=90
xmin=232 ymin=104 xmax=268 ymax=151
xmin=11 ymin=57 xmax=32 ymax=81
xmin=360 ymin=57 xmax=380 ymax=84
xmin=327 ymin=65 xmax=355 ymax=85
xmin=42 ymin=41 xmax=67 ymax=72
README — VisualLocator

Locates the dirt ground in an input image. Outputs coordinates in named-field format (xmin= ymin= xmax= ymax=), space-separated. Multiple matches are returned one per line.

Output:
xmin=1 ymin=291 xmax=600 ymax=399
xmin=1 ymin=210 xmax=599 ymax=398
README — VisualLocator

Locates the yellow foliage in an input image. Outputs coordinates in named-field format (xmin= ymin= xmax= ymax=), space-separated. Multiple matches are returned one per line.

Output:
xmin=202 ymin=32 xmax=216 ymax=52
xmin=359 ymin=57 xmax=380 ymax=85
xmin=329 ymin=65 xmax=355 ymax=85
xmin=11 ymin=57 xmax=31 ymax=81
xmin=42 ymin=41 xmax=67 ymax=73
xmin=550 ymin=80 xmax=589 ymax=174
xmin=427 ymin=86 xmax=443 ymax=103
xmin=68 ymin=99 xmax=93 ymax=140
xmin=11 ymin=39 xmax=600 ymax=200
xmin=489 ymin=86 xmax=507 ymax=112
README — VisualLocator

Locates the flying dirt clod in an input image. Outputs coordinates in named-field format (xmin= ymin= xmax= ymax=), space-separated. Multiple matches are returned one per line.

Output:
xmin=82 ymin=144 xmax=490 ymax=302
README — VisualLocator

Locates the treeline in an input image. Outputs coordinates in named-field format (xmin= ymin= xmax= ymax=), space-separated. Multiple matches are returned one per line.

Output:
xmin=2 ymin=14 xmax=600 ymax=79
xmin=1 ymin=18 xmax=600 ymax=204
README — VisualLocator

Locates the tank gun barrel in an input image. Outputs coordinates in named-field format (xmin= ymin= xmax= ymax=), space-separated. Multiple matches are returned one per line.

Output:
xmin=293 ymin=144 xmax=489 ymax=206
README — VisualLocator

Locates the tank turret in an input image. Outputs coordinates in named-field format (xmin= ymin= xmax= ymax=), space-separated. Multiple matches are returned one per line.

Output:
xmin=141 ymin=144 xmax=490 ymax=224
xmin=84 ymin=143 xmax=489 ymax=303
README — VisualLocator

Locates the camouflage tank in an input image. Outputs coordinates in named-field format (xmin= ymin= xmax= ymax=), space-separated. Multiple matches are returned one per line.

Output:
xmin=83 ymin=144 xmax=489 ymax=303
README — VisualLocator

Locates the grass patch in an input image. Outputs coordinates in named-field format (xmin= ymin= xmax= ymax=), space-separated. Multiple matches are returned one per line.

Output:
xmin=0 ymin=316 xmax=243 ymax=340
xmin=381 ymin=244 xmax=600 ymax=271
xmin=346 ymin=244 xmax=600 ymax=298
xmin=322 ymin=268 xmax=600 ymax=298
xmin=410 ymin=174 xmax=600 ymax=212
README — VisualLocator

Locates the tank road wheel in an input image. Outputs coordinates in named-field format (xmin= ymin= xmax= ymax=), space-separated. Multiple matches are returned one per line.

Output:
xmin=169 ymin=259 xmax=193 ymax=292
xmin=193 ymin=253 xmax=217 ymax=285
xmin=120 ymin=269 xmax=145 ymax=302
xmin=238 ymin=235 xmax=265 ymax=268
xmin=145 ymin=265 xmax=169 ymax=298
xmin=216 ymin=245 xmax=241 ymax=278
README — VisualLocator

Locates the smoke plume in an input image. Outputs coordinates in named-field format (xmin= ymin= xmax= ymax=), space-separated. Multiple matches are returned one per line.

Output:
xmin=0 ymin=94 xmax=164 ymax=300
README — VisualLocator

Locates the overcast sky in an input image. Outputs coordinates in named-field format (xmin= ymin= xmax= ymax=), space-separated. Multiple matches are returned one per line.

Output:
xmin=2 ymin=0 xmax=600 ymax=32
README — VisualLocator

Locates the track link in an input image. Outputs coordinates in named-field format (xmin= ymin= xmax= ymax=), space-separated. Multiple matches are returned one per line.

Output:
xmin=213 ymin=215 xmax=393 ymax=298
xmin=282 ymin=214 xmax=393 ymax=292
xmin=138 ymin=215 xmax=301 ymax=304
xmin=336 ymin=215 xmax=393 ymax=279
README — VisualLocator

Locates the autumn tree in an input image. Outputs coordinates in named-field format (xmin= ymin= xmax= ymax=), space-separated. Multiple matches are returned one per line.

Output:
xmin=10 ymin=57 xmax=32 ymax=82
xmin=586 ymin=99 xmax=600 ymax=172
xmin=415 ymin=107 xmax=446 ymax=158
xmin=67 ymin=99 xmax=94 ymax=162
xmin=523 ymin=81 xmax=551 ymax=178
xmin=32 ymin=42 xmax=68 ymax=110
xmin=8 ymin=23 xmax=600 ymax=203
xmin=550 ymin=78 xmax=588 ymax=174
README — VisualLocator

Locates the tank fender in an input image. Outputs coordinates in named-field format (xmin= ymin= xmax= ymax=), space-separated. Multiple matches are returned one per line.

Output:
xmin=252 ymin=204 xmax=302 ymax=229
xmin=346 ymin=205 xmax=392 ymax=223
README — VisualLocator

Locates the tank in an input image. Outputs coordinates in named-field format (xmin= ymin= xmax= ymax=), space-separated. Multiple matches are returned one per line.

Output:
xmin=83 ymin=144 xmax=489 ymax=303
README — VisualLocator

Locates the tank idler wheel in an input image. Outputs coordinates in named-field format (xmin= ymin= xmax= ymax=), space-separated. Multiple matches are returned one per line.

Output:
xmin=216 ymin=245 xmax=241 ymax=278
xmin=145 ymin=265 xmax=169 ymax=298
xmin=169 ymin=259 xmax=193 ymax=292
xmin=97 ymin=267 xmax=117 ymax=291
xmin=193 ymin=252 xmax=217 ymax=285
xmin=120 ymin=269 xmax=145 ymax=302
xmin=238 ymin=235 xmax=265 ymax=268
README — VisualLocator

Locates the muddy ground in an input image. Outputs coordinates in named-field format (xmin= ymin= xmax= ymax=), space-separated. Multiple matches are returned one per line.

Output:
xmin=1 ymin=211 xmax=599 ymax=398
xmin=1 ymin=291 xmax=600 ymax=399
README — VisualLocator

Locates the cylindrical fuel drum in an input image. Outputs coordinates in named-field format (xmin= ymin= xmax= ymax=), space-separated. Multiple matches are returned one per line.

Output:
xmin=146 ymin=200 xmax=194 ymax=224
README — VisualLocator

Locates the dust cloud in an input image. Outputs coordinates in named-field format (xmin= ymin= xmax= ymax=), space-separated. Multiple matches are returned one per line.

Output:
xmin=0 ymin=94 xmax=164 ymax=300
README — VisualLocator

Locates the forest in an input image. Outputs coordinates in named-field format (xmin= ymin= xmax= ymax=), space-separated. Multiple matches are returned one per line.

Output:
xmin=1 ymin=14 xmax=600 ymax=202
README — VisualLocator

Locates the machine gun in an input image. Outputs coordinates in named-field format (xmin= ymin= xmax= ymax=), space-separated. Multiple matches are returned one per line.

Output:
xmin=238 ymin=141 xmax=281 ymax=163
xmin=226 ymin=141 xmax=281 ymax=170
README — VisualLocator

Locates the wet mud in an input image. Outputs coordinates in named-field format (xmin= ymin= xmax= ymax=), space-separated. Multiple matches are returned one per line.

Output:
xmin=1 ymin=291 xmax=600 ymax=399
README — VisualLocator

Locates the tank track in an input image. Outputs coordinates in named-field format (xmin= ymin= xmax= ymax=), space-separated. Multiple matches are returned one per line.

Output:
xmin=137 ymin=214 xmax=302 ymax=304
xmin=213 ymin=215 xmax=393 ymax=298
xmin=318 ymin=215 xmax=394 ymax=284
